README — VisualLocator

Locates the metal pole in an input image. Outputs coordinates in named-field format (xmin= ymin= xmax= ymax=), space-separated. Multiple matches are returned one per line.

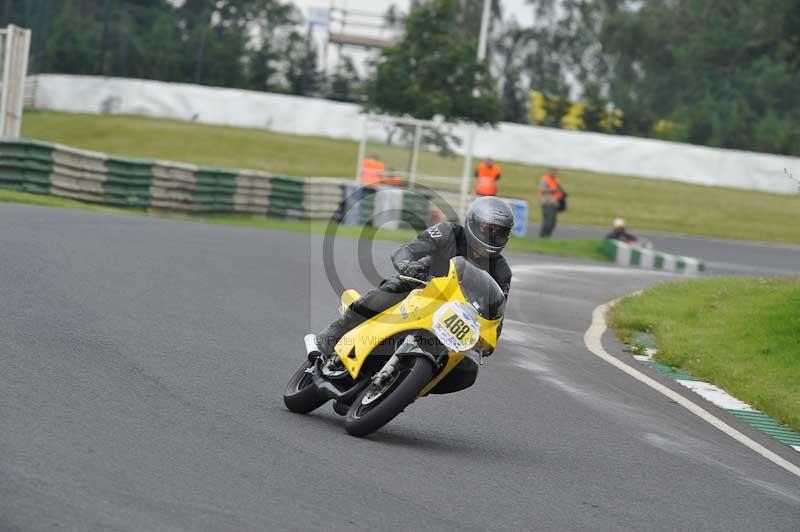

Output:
xmin=300 ymin=24 xmax=311 ymax=95
xmin=409 ymin=123 xmax=421 ymax=189
xmin=195 ymin=10 xmax=210 ymax=85
xmin=355 ymin=114 xmax=367 ymax=182
xmin=2 ymin=0 xmax=10 ymax=26
xmin=477 ymin=0 xmax=491 ymax=62
xmin=459 ymin=125 xmax=476 ymax=221
xmin=460 ymin=0 xmax=491 ymax=219
xmin=97 ymin=0 xmax=113 ymax=74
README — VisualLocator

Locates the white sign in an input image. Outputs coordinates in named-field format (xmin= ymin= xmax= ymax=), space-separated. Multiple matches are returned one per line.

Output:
xmin=307 ymin=7 xmax=330 ymax=27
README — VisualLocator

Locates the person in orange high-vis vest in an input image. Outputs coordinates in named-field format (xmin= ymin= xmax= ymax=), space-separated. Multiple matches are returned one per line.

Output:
xmin=360 ymin=155 xmax=385 ymax=186
xmin=537 ymin=168 xmax=564 ymax=237
xmin=475 ymin=158 xmax=501 ymax=196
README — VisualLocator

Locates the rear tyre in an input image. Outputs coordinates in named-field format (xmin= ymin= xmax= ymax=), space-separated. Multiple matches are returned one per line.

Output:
xmin=344 ymin=356 xmax=435 ymax=437
xmin=283 ymin=360 xmax=327 ymax=414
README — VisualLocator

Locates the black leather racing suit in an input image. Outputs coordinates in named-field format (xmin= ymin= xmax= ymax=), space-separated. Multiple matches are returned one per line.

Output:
xmin=317 ymin=222 xmax=512 ymax=394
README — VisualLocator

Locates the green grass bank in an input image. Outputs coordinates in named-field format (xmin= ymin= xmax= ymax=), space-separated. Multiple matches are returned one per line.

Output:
xmin=610 ymin=277 xmax=800 ymax=432
xmin=0 ymin=189 xmax=608 ymax=263
xmin=21 ymin=110 xmax=800 ymax=244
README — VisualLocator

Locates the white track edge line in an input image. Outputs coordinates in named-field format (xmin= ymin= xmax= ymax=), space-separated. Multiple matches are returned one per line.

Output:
xmin=584 ymin=299 xmax=800 ymax=479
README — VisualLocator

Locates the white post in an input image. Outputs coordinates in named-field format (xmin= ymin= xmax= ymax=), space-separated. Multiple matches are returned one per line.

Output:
xmin=409 ymin=123 xmax=421 ymax=189
xmin=0 ymin=28 xmax=10 ymax=136
xmin=460 ymin=0 xmax=491 ymax=220
xmin=355 ymin=114 xmax=368 ymax=182
xmin=0 ymin=25 xmax=31 ymax=138
xmin=12 ymin=26 xmax=31 ymax=138
xmin=477 ymin=0 xmax=492 ymax=62
xmin=459 ymin=125 xmax=476 ymax=221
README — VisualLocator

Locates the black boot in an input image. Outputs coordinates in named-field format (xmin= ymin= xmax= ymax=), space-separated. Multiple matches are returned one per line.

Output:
xmin=315 ymin=305 xmax=366 ymax=357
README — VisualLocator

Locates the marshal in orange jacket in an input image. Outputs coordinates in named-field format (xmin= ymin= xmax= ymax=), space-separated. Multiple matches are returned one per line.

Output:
xmin=475 ymin=160 xmax=501 ymax=196
xmin=360 ymin=157 xmax=385 ymax=186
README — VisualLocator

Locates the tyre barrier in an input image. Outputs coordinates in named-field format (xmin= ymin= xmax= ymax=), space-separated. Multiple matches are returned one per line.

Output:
xmin=0 ymin=138 xmax=529 ymax=231
xmin=601 ymin=239 xmax=705 ymax=275
xmin=0 ymin=138 xmax=349 ymax=221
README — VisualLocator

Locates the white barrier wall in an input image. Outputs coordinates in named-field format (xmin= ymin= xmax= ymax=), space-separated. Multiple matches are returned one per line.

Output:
xmin=27 ymin=74 xmax=800 ymax=195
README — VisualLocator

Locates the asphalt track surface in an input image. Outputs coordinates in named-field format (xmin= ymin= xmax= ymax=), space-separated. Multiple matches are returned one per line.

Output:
xmin=1 ymin=203 xmax=798 ymax=531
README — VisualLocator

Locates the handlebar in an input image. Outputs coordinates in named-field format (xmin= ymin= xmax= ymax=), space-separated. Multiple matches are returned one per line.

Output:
xmin=398 ymin=275 xmax=429 ymax=287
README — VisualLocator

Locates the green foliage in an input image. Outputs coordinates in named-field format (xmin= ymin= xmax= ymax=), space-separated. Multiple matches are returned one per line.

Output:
xmin=629 ymin=343 xmax=647 ymax=357
xmin=7 ymin=0 xmax=798 ymax=156
xmin=42 ymin=0 xmax=99 ymax=75
xmin=284 ymin=30 xmax=323 ymax=96
xmin=506 ymin=0 xmax=800 ymax=155
xmin=598 ymin=0 xmax=800 ymax=155
xmin=327 ymin=56 xmax=362 ymax=103
xmin=365 ymin=0 xmax=501 ymax=125
xmin=610 ymin=277 xmax=800 ymax=431
xmin=495 ymin=21 xmax=530 ymax=123
xmin=5 ymin=0 xmax=309 ymax=93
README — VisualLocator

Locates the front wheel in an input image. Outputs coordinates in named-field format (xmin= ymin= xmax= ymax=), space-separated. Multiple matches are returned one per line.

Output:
xmin=283 ymin=360 xmax=327 ymax=414
xmin=344 ymin=356 xmax=435 ymax=437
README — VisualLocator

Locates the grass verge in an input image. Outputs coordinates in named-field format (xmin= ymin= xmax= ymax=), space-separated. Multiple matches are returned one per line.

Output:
xmin=0 ymin=188 xmax=608 ymax=263
xmin=610 ymin=277 xmax=800 ymax=432
xmin=22 ymin=110 xmax=800 ymax=244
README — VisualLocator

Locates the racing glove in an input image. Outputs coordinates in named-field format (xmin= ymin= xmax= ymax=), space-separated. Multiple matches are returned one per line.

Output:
xmin=396 ymin=259 xmax=430 ymax=280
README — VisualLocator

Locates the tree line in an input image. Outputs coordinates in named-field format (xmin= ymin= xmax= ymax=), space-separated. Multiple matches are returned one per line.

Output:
xmin=492 ymin=0 xmax=800 ymax=156
xmin=4 ymin=0 xmax=799 ymax=156
xmin=4 ymin=0 xmax=358 ymax=101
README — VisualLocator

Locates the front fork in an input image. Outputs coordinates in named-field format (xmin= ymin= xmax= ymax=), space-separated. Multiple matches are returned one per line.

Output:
xmin=303 ymin=333 xmax=439 ymax=399
xmin=374 ymin=333 xmax=441 ymax=383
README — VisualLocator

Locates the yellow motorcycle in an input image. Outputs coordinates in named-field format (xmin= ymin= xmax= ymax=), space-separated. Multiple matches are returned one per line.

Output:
xmin=283 ymin=256 xmax=505 ymax=437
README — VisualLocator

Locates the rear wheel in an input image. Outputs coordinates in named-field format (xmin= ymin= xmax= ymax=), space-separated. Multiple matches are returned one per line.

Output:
xmin=283 ymin=360 xmax=327 ymax=414
xmin=344 ymin=356 xmax=435 ymax=437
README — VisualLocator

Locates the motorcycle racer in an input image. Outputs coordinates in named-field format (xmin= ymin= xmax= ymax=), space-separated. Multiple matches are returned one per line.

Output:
xmin=314 ymin=196 xmax=514 ymax=394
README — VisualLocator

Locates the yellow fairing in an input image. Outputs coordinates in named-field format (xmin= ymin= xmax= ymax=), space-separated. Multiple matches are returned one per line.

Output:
xmin=335 ymin=261 xmax=502 ymax=382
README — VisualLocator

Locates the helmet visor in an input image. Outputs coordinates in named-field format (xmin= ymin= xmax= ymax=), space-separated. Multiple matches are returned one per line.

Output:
xmin=477 ymin=222 xmax=511 ymax=248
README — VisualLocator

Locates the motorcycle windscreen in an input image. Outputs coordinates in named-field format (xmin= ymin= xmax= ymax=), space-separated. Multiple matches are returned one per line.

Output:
xmin=453 ymin=257 xmax=505 ymax=320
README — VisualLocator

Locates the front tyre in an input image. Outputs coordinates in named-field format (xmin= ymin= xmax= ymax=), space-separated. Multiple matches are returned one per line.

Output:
xmin=283 ymin=360 xmax=327 ymax=414
xmin=345 ymin=356 xmax=435 ymax=437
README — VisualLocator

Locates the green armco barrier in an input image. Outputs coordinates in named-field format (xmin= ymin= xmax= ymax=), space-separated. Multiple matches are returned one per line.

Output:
xmin=0 ymin=139 xmax=456 ymax=227
xmin=0 ymin=139 xmax=54 ymax=193
xmin=400 ymin=189 xmax=431 ymax=231
xmin=193 ymin=166 xmax=238 ymax=214
xmin=0 ymin=139 xmax=55 ymax=163
xmin=268 ymin=176 xmax=305 ymax=219
xmin=358 ymin=186 xmax=377 ymax=225
xmin=104 ymin=156 xmax=154 ymax=208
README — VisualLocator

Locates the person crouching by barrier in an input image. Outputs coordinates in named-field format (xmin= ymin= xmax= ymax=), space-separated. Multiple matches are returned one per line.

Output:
xmin=537 ymin=168 xmax=564 ymax=237
xmin=606 ymin=218 xmax=638 ymax=244
xmin=606 ymin=218 xmax=652 ymax=248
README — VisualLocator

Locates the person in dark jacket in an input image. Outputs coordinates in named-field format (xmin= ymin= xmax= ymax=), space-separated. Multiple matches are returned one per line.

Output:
xmin=314 ymin=197 xmax=514 ymax=393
